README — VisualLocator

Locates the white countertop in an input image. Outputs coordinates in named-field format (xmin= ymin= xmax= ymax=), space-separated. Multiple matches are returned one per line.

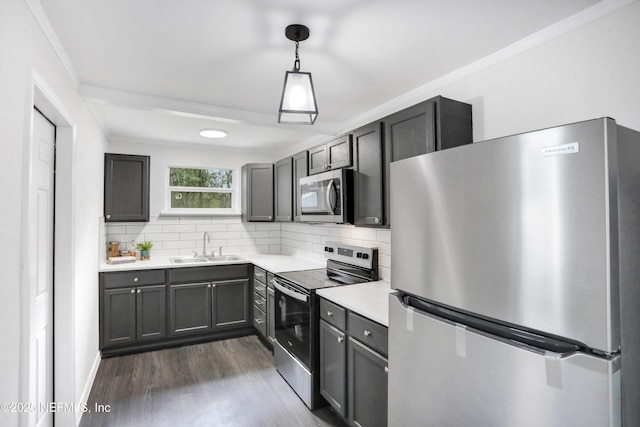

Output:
xmin=99 ymin=253 xmax=392 ymax=325
xmin=98 ymin=253 xmax=324 ymax=274
xmin=316 ymin=280 xmax=394 ymax=327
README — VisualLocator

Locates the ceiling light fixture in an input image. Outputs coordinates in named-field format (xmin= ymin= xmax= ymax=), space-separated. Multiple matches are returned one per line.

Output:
xmin=278 ymin=24 xmax=318 ymax=125
xmin=199 ymin=129 xmax=227 ymax=139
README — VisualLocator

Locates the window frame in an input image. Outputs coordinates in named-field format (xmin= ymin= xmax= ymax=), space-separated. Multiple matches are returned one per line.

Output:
xmin=164 ymin=165 xmax=240 ymax=216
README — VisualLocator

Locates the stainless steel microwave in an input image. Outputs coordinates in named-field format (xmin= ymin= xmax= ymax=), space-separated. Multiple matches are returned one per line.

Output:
xmin=298 ymin=169 xmax=352 ymax=223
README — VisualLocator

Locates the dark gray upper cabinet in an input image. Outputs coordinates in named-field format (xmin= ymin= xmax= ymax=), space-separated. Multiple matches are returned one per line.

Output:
xmin=241 ymin=163 xmax=274 ymax=222
xmin=292 ymin=151 xmax=309 ymax=221
xmin=308 ymin=134 xmax=353 ymax=175
xmin=383 ymin=96 xmax=472 ymax=224
xmin=274 ymin=157 xmax=293 ymax=222
xmin=353 ymin=122 xmax=385 ymax=227
xmin=104 ymin=153 xmax=150 ymax=222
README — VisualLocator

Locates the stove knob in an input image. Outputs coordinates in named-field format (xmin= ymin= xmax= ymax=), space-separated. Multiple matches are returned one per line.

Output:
xmin=356 ymin=252 xmax=362 ymax=259
xmin=362 ymin=253 xmax=369 ymax=260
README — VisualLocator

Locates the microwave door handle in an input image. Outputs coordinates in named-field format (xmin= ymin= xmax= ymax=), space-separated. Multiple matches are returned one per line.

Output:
xmin=272 ymin=278 xmax=308 ymax=303
xmin=326 ymin=179 xmax=336 ymax=214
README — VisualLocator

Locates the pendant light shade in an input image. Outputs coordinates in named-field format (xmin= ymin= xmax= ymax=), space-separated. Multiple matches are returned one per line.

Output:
xmin=278 ymin=25 xmax=318 ymax=125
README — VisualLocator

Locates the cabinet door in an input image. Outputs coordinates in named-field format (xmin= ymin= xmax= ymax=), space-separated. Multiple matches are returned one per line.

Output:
xmin=383 ymin=101 xmax=433 ymax=226
xmin=353 ymin=122 xmax=385 ymax=227
xmin=103 ymin=287 xmax=136 ymax=347
xmin=274 ymin=157 xmax=294 ymax=222
xmin=136 ymin=284 xmax=166 ymax=341
xmin=267 ymin=286 xmax=275 ymax=344
xmin=104 ymin=153 xmax=150 ymax=222
xmin=327 ymin=134 xmax=352 ymax=170
xmin=319 ymin=320 xmax=347 ymax=417
xmin=292 ymin=151 xmax=308 ymax=221
xmin=212 ymin=279 xmax=249 ymax=328
xmin=348 ymin=337 xmax=388 ymax=427
xmin=169 ymin=282 xmax=212 ymax=335
xmin=242 ymin=163 xmax=274 ymax=221
xmin=308 ymin=145 xmax=327 ymax=175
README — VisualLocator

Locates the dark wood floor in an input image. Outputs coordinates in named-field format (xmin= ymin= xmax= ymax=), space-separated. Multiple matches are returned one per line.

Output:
xmin=80 ymin=336 xmax=345 ymax=427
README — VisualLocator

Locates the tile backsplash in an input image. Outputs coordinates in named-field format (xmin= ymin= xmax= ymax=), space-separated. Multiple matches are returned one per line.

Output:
xmin=105 ymin=217 xmax=392 ymax=280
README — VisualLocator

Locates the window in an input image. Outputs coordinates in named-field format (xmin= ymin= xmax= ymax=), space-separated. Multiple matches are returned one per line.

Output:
xmin=166 ymin=166 xmax=238 ymax=214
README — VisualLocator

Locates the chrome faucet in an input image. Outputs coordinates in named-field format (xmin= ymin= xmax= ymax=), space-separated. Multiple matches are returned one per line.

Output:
xmin=202 ymin=231 xmax=210 ymax=257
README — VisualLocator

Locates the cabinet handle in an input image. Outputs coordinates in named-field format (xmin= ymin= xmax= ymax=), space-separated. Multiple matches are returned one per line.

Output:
xmin=384 ymin=366 xmax=389 ymax=374
xmin=130 ymin=289 xmax=135 ymax=294
xmin=255 ymin=286 xmax=265 ymax=292
xmin=137 ymin=289 xmax=141 ymax=294
xmin=327 ymin=311 xmax=333 ymax=317
xmin=255 ymin=299 xmax=265 ymax=305
xmin=106 ymin=214 xmax=111 ymax=219
xmin=207 ymin=284 xmax=212 ymax=288
xmin=255 ymin=319 xmax=264 ymax=324
xmin=364 ymin=330 xmax=372 ymax=337
xmin=337 ymin=336 xmax=344 ymax=344
xmin=212 ymin=283 xmax=216 ymax=288
xmin=133 ymin=277 xmax=139 ymax=283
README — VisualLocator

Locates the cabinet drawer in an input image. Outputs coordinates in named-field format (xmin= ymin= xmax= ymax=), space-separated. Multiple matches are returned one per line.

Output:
xmin=347 ymin=312 xmax=388 ymax=357
xmin=320 ymin=299 xmax=346 ymax=331
xmin=102 ymin=269 xmax=165 ymax=289
xmin=168 ymin=264 xmax=249 ymax=283
xmin=254 ymin=281 xmax=267 ymax=298
xmin=253 ymin=293 xmax=266 ymax=311
xmin=254 ymin=267 xmax=266 ymax=285
xmin=253 ymin=304 xmax=266 ymax=336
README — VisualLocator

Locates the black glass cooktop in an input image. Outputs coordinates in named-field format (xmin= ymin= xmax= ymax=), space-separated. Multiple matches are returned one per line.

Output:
xmin=276 ymin=268 xmax=345 ymax=291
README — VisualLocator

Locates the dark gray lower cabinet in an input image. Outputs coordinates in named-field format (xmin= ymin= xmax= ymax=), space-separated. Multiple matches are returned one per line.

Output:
xmin=319 ymin=320 xmax=347 ymax=417
xmin=212 ymin=279 xmax=249 ymax=328
xmin=348 ymin=337 xmax=388 ymax=427
xmin=319 ymin=298 xmax=388 ymax=426
xmin=169 ymin=282 xmax=213 ymax=335
xmin=136 ymin=285 xmax=167 ymax=340
xmin=100 ymin=265 xmax=252 ymax=357
xmin=103 ymin=284 xmax=166 ymax=347
xmin=266 ymin=273 xmax=275 ymax=344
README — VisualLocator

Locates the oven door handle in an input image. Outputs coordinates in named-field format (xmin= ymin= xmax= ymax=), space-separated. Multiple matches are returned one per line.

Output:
xmin=272 ymin=278 xmax=308 ymax=303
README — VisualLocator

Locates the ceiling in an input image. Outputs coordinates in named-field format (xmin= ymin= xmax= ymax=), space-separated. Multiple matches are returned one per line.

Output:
xmin=38 ymin=0 xmax=603 ymax=154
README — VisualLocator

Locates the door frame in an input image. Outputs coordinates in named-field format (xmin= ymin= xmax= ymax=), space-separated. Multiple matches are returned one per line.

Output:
xmin=20 ymin=68 xmax=77 ymax=427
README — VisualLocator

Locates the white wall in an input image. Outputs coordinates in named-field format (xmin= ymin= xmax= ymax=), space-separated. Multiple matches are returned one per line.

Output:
xmin=0 ymin=0 xmax=107 ymax=425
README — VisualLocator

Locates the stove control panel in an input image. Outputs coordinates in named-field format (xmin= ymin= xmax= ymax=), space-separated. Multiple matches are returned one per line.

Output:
xmin=324 ymin=241 xmax=378 ymax=269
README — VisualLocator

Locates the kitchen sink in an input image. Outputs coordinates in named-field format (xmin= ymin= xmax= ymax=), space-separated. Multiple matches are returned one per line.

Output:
xmin=170 ymin=256 xmax=208 ymax=264
xmin=205 ymin=255 xmax=244 ymax=262
xmin=169 ymin=254 xmax=245 ymax=264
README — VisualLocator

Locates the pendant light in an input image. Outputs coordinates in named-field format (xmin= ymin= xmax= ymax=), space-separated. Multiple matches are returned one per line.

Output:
xmin=278 ymin=24 xmax=318 ymax=125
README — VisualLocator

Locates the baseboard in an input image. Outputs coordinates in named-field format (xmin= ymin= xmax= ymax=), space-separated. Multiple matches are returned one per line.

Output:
xmin=76 ymin=351 xmax=101 ymax=426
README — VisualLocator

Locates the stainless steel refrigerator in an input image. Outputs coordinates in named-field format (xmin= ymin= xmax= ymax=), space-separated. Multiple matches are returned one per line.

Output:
xmin=388 ymin=118 xmax=640 ymax=427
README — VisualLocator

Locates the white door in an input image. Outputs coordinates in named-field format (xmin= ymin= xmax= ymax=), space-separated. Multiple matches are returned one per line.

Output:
xmin=29 ymin=108 xmax=55 ymax=427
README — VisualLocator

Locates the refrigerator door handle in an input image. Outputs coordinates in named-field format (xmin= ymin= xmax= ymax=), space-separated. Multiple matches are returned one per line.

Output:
xmin=401 ymin=295 xmax=583 ymax=357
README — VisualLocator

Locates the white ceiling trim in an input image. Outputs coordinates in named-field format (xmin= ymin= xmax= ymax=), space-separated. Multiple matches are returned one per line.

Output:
xmin=24 ymin=0 xmax=80 ymax=86
xmin=107 ymin=135 xmax=280 ymax=155
xmin=340 ymin=0 xmax=639 ymax=134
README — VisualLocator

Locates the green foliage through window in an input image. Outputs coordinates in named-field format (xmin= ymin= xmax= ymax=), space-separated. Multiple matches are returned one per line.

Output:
xmin=168 ymin=167 xmax=234 ymax=210
xmin=169 ymin=168 xmax=233 ymax=188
